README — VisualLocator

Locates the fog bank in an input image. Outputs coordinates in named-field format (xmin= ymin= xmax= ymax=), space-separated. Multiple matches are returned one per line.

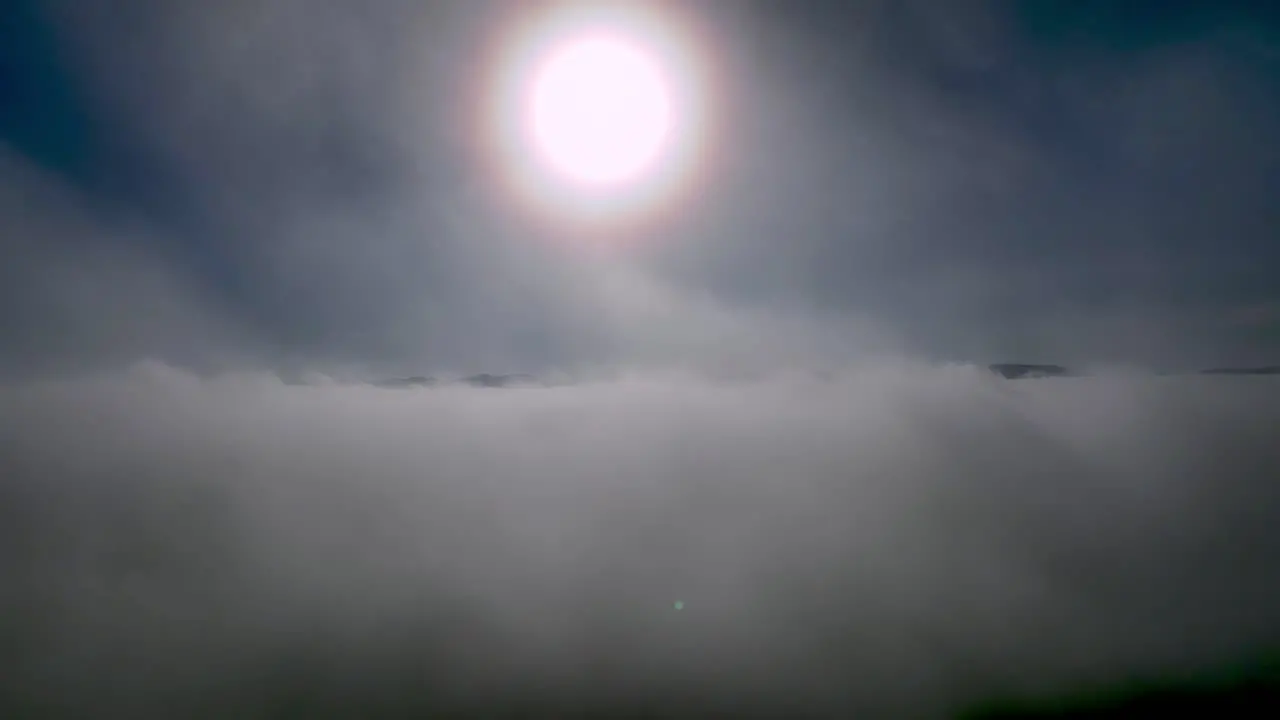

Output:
xmin=3 ymin=364 xmax=1280 ymax=717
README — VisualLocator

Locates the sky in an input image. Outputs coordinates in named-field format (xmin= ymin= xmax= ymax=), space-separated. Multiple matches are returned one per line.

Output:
xmin=2 ymin=0 xmax=1278 ymax=377
xmin=3 ymin=1 xmax=1280 ymax=718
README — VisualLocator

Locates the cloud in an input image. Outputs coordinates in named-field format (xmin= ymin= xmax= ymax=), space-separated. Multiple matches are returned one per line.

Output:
xmin=3 ymin=365 xmax=1280 ymax=716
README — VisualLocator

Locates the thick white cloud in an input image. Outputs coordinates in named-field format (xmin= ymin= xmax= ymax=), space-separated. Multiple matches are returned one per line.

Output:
xmin=3 ymin=365 xmax=1280 ymax=716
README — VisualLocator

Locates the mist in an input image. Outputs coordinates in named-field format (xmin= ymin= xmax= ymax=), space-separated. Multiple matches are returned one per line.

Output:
xmin=4 ymin=365 xmax=1280 ymax=717
xmin=3 ymin=1 xmax=1279 ymax=715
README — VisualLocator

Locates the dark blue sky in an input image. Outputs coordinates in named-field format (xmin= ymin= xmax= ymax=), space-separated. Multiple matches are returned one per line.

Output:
xmin=2 ymin=0 xmax=1278 ymax=376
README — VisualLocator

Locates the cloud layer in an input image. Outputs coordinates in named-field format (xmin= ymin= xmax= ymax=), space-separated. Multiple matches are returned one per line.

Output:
xmin=4 ymin=365 xmax=1280 ymax=717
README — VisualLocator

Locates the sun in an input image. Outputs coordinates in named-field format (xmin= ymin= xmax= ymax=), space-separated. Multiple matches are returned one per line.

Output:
xmin=479 ymin=1 xmax=715 ymax=232
xmin=528 ymin=32 xmax=673 ymax=189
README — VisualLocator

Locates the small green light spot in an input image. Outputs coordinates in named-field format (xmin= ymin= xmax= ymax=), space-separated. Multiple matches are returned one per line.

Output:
xmin=674 ymin=601 xmax=684 ymax=610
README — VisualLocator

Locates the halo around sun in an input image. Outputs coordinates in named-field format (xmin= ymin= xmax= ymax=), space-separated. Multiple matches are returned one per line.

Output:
xmin=479 ymin=1 xmax=715 ymax=233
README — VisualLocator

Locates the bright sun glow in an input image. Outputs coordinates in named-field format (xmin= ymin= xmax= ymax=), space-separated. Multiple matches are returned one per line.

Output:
xmin=529 ymin=33 xmax=673 ymax=189
xmin=480 ymin=2 xmax=714 ymax=232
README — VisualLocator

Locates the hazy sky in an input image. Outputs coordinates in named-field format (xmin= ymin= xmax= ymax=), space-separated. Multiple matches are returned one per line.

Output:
xmin=2 ymin=0 xmax=1277 ymax=377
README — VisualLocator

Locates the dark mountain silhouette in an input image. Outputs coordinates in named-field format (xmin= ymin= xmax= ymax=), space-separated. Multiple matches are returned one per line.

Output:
xmin=1199 ymin=366 xmax=1280 ymax=375
xmin=988 ymin=363 xmax=1074 ymax=379
xmin=370 ymin=374 xmax=544 ymax=388
xmin=458 ymin=373 xmax=543 ymax=388
xmin=371 ymin=376 xmax=437 ymax=389
xmin=368 ymin=365 xmax=1278 ymax=388
xmin=990 ymin=364 xmax=1280 ymax=379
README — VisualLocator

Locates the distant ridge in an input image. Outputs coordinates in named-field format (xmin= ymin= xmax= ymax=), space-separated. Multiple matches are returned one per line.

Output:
xmin=372 ymin=373 xmax=544 ymax=389
xmin=1199 ymin=366 xmax=1280 ymax=375
xmin=372 ymin=376 xmax=437 ymax=389
xmin=987 ymin=364 xmax=1074 ymax=379
xmin=369 ymin=366 xmax=1280 ymax=387
xmin=457 ymin=373 xmax=543 ymax=388
xmin=988 ymin=364 xmax=1280 ymax=379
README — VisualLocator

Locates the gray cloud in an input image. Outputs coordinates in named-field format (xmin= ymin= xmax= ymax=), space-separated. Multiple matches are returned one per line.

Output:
xmin=4 ymin=367 xmax=1280 ymax=716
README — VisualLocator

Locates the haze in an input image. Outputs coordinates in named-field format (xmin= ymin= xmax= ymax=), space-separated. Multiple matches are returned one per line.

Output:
xmin=2 ymin=1 xmax=1278 ymax=717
